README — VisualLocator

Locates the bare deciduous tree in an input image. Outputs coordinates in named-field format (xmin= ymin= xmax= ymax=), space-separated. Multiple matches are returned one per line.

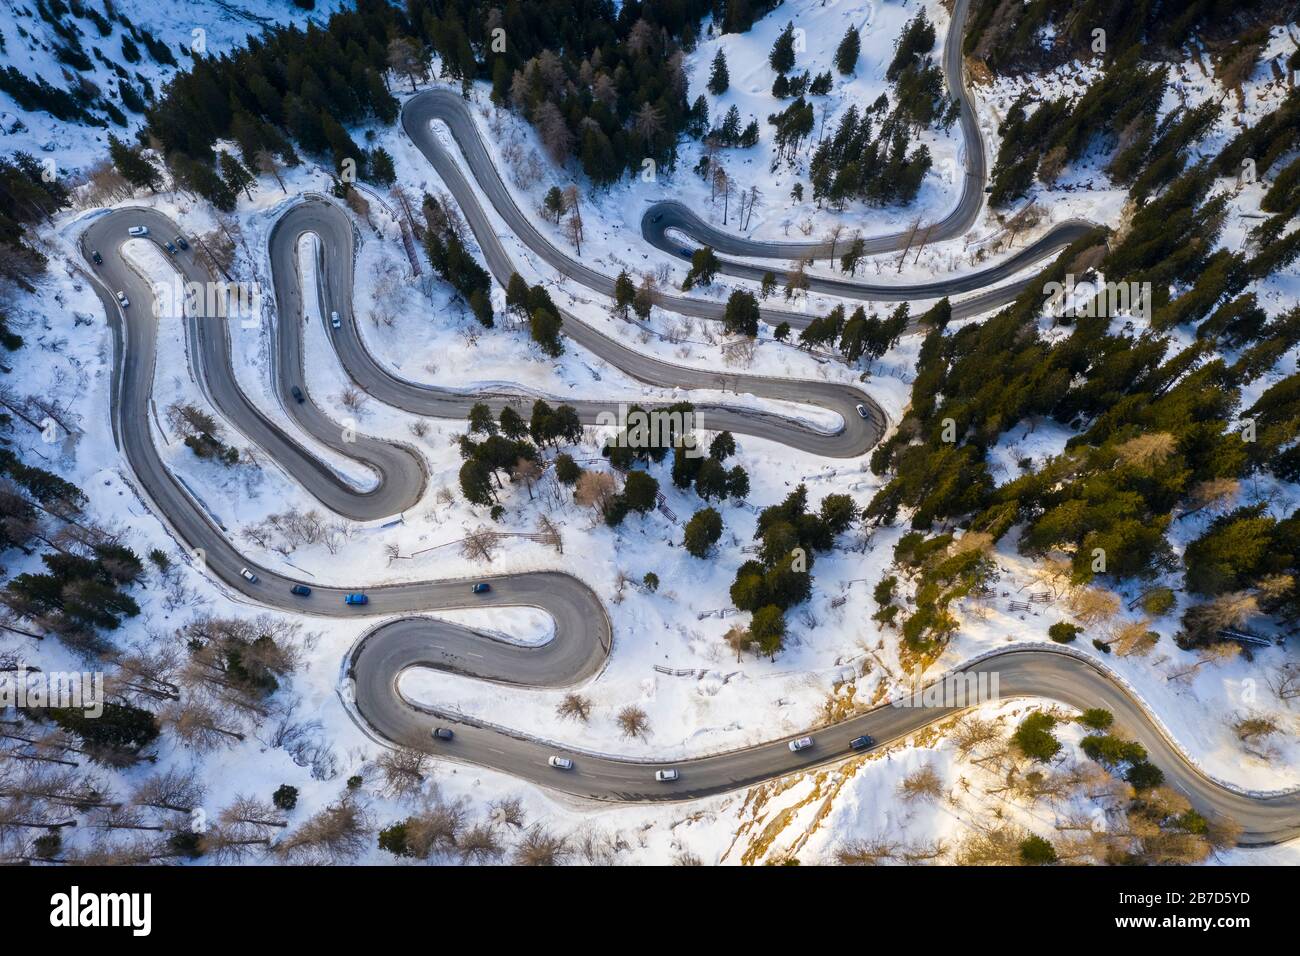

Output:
xmin=616 ymin=704 xmax=649 ymax=739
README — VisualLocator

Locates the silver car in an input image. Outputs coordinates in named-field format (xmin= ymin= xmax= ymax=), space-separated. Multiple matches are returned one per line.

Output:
xmin=654 ymin=769 xmax=679 ymax=782
xmin=548 ymin=755 xmax=574 ymax=771
xmin=789 ymin=736 xmax=814 ymax=752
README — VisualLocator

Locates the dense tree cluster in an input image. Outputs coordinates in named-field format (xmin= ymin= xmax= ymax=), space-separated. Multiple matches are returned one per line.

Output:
xmin=866 ymin=150 xmax=1300 ymax=650
xmin=494 ymin=0 xmax=712 ymax=183
xmin=505 ymin=272 xmax=564 ymax=355
xmin=144 ymin=0 xmax=399 ymax=194
xmin=987 ymin=52 xmax=1170 ymax=207
xmin=963 ymin=0 xmax=1281 ymax=75
xmin=0 ymin=152 xmax=71 ymax=344
xmin=424 ymin=193 xmax=493 ymax=327
xmin=797 ymin=301 xmax=911 ymax=365
xmin=728 ymin=484 xmax=857 ymax=657
xmin=809 ymin=98 xmax=935 ymax=209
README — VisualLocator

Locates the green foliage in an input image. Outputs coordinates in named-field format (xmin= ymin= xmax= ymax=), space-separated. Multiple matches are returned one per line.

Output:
xmin=1048 ymin=621 xmax=1082 ymax=644
xmin=1018 ymin=835 xmax=1058 ymax=865
xmin=683 ymin=507 xmax=722 ymax=558
xmin=1079 ymin=708 xmax=1114 ymax=731
xmin=273 ymin=785 xmax=299 ymax=811
xmin=1012 ymin=712 xmax=1061 ymax=762
xmin=378 ymin=822 xmax=411 ymax=857
xmin=834 ymin=26 xmax=860 ymax=75
xmin=48 ymin=702 xmax=159 ymax=765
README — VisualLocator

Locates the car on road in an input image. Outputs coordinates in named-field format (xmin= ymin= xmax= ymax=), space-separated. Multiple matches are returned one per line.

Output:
xmin=330 ymin=311 xmax=341 ymax=329
xmin=548 ymin=755 xmax=574 ymax=771
xmin=290 ymin=584 xmax=311 ymax=597
xmin=174 ymin=235 xmax=189 ymax=250
xmin=855 ymin=403 xmax=869 ymax=419
xmin=128 ymin=225 xmax=149 ymax=237
xmin=471 ymin=582 xmax=490 ymax=594
xmin=290 ymin=386 xmax=305 ymax=403
xmin=431 ymin=727 xmax=454 ymax=741
xmin=849 ymin=734 xmax=875 ymax=751
xmin=91 ymin=250 xmax=103 ymax=265
xmin=240 ymin=567 xmax=259 ymax=583
xmin=654 ymin=769 xmax=679 ymax=782
xmin=164 ymin=241 xmax=178 ymax=255
xmin=789 ymin=736 xmax=814 ymax=752
xmin=115 ymin=291 xmax=130 ymax=308
xmin=344 ymin=593 xmax=368 ymax=606
xmin=678 ymin=247 xmax=692 ymax=257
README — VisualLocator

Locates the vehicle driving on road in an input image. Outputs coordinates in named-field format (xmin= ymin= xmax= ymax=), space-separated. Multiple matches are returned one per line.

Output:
xmin=240 ymin=567 xmax=259 ymax=583
xmin=344 ymin=593 xmax=368 ymax=606
xmin=789 ymin=736 xmax=814 ymax=752
xmin=655 ymin=769 xmax=679 ymax=782
xmin=548 ymin=756 xmax=574 ymax=771
xmin=127 ymin=225 xmax=149 ymax=237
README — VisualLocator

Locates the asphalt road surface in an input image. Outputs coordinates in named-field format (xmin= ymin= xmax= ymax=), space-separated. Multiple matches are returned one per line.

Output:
xmin=71 ymin=5 xmax=1298 ymax=842
xmin=636 ymin=0 xmax=1097 ymax=315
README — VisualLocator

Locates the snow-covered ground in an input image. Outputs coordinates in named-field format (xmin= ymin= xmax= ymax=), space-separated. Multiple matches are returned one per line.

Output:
xmin=0 ymin=0 xmax=346 ymax=172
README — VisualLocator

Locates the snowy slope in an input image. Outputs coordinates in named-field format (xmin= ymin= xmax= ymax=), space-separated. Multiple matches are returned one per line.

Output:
xmin=0 ymin=0 xmax=346 ymax=171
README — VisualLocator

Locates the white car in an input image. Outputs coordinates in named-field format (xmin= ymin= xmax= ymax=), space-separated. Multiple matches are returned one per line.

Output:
xmin=115 ymin=291 xmax=130 ymax=308
xmin=127 ymin=225 xmax=149 ymax=237
xmin=239 ymin=567 xmax=259 ymax=584
xmin=547 ymin=755 xmax=574 ymax=771
xmin=330 ymin=310 xmax=341 ymax=329
xmin=654 ymin=769 xmax=679 ymax=783
xmin=855 ymin=403 xmax=868 ymax=419
xmin=789 ymin=736 xmax=814 ymax=753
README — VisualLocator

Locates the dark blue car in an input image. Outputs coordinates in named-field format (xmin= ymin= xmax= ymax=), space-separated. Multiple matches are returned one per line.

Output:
xmin=290 ymin=584 xmax=311 ymax=597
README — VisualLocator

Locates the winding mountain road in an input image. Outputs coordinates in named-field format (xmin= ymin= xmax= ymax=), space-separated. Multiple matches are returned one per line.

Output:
xmin=70 ymin=0 xmax=1299 ymax=846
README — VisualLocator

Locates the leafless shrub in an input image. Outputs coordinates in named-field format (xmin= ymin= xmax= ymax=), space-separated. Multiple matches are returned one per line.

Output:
xmin=897 ymin=765 xmax=944 ymax=803
xmin=275 ymin=796 xmax=372 ymax=864
xmin=834 ymin=837 xmax=897 ymax=865
xmin=951 ymin=716 xmax=1002 ymax=757
xmin=405 ymin=798 xmax=466 ymax=859
xmin=338 ymin=385 xmax=368 ymax=415
xmin=376 ymin=748 xmax=430 ymax=798
xmin=460 ymin=525 xmax=498 ymax=563
xmin=616 ymin=704 xmax=649 ymax=739
xmin=1068 ymin=586 xmax=1121 ymax=625
xmin=513 ymin=824 xmax=570 ymax=866
xmin=953 ymin=826 xmax=1025 ymax=866
xmin=458 ymin=823 xmax=504 ymax=863
xmin=556 ymin=693 xmax=592 ymax=723
xmin=489 ymin=796 xmax=526 ymax=829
